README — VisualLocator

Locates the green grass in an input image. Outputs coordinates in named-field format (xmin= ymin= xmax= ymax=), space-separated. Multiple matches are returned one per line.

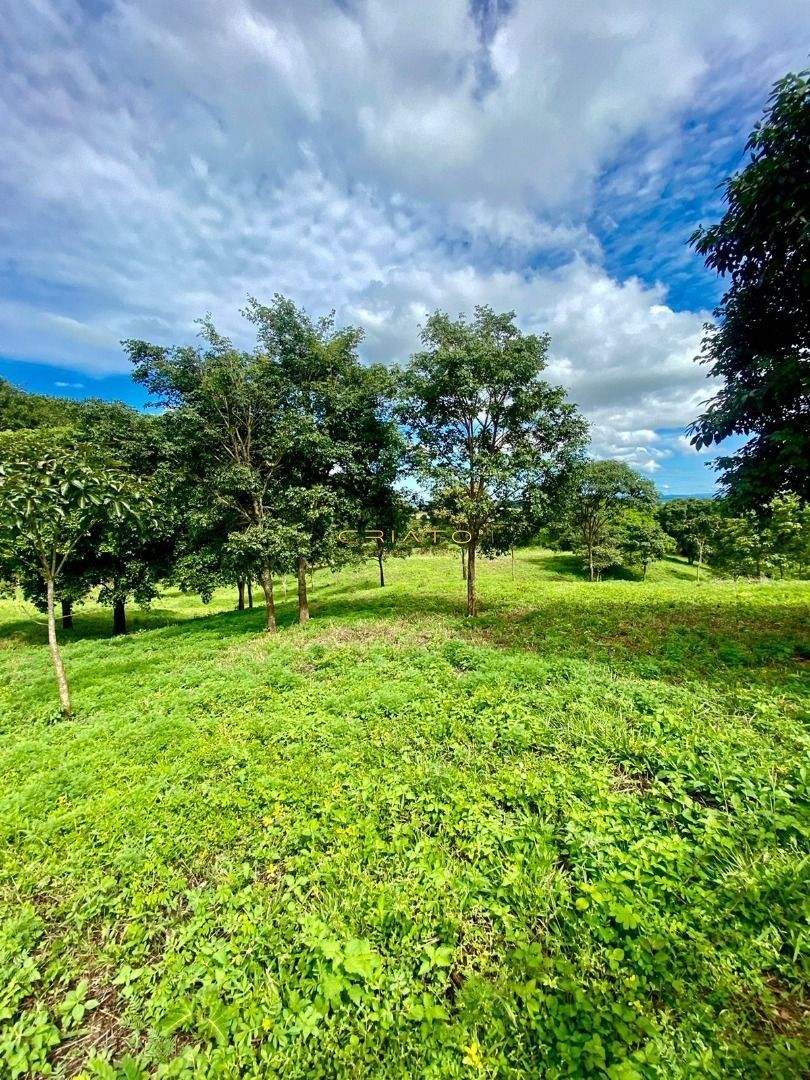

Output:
xmin=1 ymin=551 xmax=809 ymax=1078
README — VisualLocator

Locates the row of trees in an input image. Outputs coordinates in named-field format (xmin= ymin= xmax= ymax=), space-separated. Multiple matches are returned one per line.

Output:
xmin=0 ymin=301 xmax=592 ymax=714
xmin=658 ymin=492 xmax=810 ymax=580
xmin=549 ymin=463 xmax=809 ymax=583
xmin=2 ymin=291 xmax=808 ymax=719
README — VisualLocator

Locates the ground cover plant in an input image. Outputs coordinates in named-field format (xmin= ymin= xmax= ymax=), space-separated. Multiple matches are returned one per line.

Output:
xmin=1 ymin=550 xmax=808 ymax=1078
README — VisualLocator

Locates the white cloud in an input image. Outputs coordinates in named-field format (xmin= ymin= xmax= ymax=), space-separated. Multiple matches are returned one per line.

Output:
xmin=344 ymin=256 xmax=711 ymax=456
xmin=0 ymin=0 xmax=807 ymax=484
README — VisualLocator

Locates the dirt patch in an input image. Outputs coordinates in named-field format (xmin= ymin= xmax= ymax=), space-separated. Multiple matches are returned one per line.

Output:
xmin=305 ymin=620 xmax=436 ymax=650
xmin=50 ymin=977 xmax=133 ymax=1077
xmin=612 ymin=767 xmax=654 ymax=794
xmin=758 ymin=975 xmax=810 ymax=1039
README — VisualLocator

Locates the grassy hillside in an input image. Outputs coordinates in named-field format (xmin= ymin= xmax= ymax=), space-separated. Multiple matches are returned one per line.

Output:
xmin=1 ymin=551 xmax=809 ymax=1078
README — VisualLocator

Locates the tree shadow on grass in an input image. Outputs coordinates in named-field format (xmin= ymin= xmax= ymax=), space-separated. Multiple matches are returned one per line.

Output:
xmin=0 ymin=601 xmax=296 ymax=651
xmin=0 ymin=581 xmax=467 ymax=659
xmin=518 ymin=551 xmax=584 ymax=580
xmin=518 ymin=551 xmax=641 ymax=582
xmin=0 ymin=602 xmax=243 ymax=649
xmin=2 ymin=568 xmax=806 ymax=703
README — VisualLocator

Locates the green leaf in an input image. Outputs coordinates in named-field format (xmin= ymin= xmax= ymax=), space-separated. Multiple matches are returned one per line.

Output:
xmin=342 ymin=938 xmax=379 ymax=981
xmin=200 ymin=1002 xmax=231 ymax=1045
xmin=158 ymin=999 xmax=195 ymax=1036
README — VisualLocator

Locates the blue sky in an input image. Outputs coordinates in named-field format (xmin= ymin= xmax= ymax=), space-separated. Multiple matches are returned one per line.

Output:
xmin=1 ymin=1 xmax=806 ymax=494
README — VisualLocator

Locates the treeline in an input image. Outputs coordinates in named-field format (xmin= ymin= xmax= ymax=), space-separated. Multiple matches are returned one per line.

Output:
xmin=0 ymin=299 xmax=808 ymax=716
xmin=544 ymin=465 xmax=809 ymax=582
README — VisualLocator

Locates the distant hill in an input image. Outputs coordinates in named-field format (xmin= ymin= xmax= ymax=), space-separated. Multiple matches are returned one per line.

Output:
xmin=660 ymin=492 xmax=715 ymax=502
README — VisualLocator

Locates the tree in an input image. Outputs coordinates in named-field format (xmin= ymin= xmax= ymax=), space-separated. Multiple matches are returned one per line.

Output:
xmin=171 ymin=503 xmax=257 ymax=609
xmin=710 ymin=512 xmax=767 ymax=579
xmin=617 ymin=509 xmax=672 ymax=580
xmin=658 ymin=499 xmax=700 ymax=563
xmin=352 ymin=489 xmax=416 ymax=587
xmin=125 ymin=323 xmax=295 ymax=632
xmin=658 ymin=498 xmax=722 ymax=580
xmin=685 ymin=501 xmax=721 ymax=582
xmin=426 ymin=484 xmax=475 ymax=580
xmin=763 ymin=492 xmax=810 ymax=577
xmin=480 ymin=489 xmax=551 ymax=582
xmin=712 ymin=493 xmax=810 ymax=579
xmin=71 ymin=402 xmax=175 ymax=635
xmin=689 ymin=69 xmax=810 ymax=508
xmin=559 ymin=460 xmax=658 ymax=581
xmin=0 ymin=431 xmax=149 ymax=715
xmin=244 ymin=295 xmax=403 ymax=619
xmin=400 ymin=306 xmax=587 ymax=615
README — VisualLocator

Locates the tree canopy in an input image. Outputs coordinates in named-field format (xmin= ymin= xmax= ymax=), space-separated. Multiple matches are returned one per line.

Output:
xmin=400 ymin=305 xmax=587 ymax=615
xmin=0 ymin=429 xmax=152 ymax=713
xmin=689 ymin=69 xmax=810 ymax=508
xmin=556 ymin=460 xmax=659 ymax=581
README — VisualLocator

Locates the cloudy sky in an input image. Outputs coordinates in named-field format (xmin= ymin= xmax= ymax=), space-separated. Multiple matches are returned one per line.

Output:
xmin=2 ymin=0 xmax=807 ymax=492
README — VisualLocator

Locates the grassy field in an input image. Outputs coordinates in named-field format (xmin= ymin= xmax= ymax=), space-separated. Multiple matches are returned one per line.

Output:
xmin=1 ymin=550 xmax=809 ymax=1078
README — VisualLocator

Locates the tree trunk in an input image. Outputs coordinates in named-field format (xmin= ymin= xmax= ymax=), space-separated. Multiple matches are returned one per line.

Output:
xmin=378 ymin=548 xmax=385 ymax=587
xmin=237 ymin=578 xmax=245 ymax=611
xmin=259 ymin=561 xmax=277 ymax=632
xmin=461 ymin=544 xmax=467 ymax=580
xmin=112 ymin=597 xmax=126 ymax=636
xmin=696 ymin=546 xmax=703 ymax=583
xmin=643 ymin=562 xmax=648 ymax=581
xmin=511 ymin=547 xmax=515 ymax=582
xmin=466 ymin=537 xmax=477 ymax=617
xmin=61 ymin=598 xmax=74 ymax=630
xmin=247 ymin=578 xmax=253 ymax=609
xmin=47 ymin=578 xmax=71 ymax=717
xmin=297 ymin=556 xmax=310 ymax=623
xmin=589 ymin=547 xmax=595 ymax=582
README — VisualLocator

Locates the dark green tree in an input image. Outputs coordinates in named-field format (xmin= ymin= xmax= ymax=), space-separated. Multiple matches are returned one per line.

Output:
xmin=124 ymin=323 xmax=296 ymax=632
xmin=0 ymin=378 xmax=85 ymax=432
xmin=763 ymin=493 xmax=810 ymax=577
xmin=244 ymin=295 xmax=403 ymax=619
xmin=71 ymin=402 xmax=175 ymax=635
xmin=617 ymin=509 xmax=673 ymax=581
xmin=657 ymin=498 xmax=722 ymax=580
xmin=350 ymin=490 xmax=416 ymax=587
xmin=689 ymin=70 xmax=810 ymax=507
xmin=712 ymin=494 xmax=810 ymax=579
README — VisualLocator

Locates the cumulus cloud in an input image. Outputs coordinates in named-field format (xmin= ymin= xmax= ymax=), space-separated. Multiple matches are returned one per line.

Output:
xmin=0 ymin=0 xmax=806 ymax=484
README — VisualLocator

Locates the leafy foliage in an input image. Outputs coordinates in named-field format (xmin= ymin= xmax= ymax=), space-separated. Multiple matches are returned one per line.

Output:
xmin=553 ymin=460 xmax=658 ymax=581
xmin=689 ymin=69 xmax=810 ymax=508
xmin=0 ymin=377 xmax=85 ymax=432
xmin=0 ymin=429 xmax=154 ymax=712
xmin=616 ymin=510 xmax=673 ymax=580
xmin=711 ymin=494 xmax=810 ymax=579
